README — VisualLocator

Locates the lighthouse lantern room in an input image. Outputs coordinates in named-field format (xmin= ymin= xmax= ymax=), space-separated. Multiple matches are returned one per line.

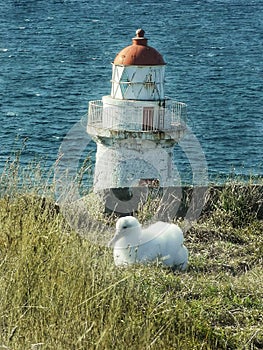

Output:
xmin=87 ymin=29 xmax=187 ymax=192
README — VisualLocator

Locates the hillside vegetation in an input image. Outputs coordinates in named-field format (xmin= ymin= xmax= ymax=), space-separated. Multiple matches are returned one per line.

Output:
xmin=0 ymin=160 xmax=262 ymax=349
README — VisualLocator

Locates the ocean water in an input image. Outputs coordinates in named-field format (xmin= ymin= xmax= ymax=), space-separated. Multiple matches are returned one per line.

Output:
xmin=0 ymin=0 xmax=262 ymax=185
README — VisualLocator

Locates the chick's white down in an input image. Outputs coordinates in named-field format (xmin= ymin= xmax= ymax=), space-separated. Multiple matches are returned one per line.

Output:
xmin=109 ymin=216 xmax=188 ymax=270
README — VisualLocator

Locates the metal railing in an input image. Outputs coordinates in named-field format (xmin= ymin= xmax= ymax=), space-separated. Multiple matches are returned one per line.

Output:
xmin=87 ymin=99 xmax=187 ymax=132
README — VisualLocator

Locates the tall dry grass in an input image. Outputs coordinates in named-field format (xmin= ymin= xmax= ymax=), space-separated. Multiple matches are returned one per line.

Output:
xmin=0 ymin=158 xmax=262 ymax=349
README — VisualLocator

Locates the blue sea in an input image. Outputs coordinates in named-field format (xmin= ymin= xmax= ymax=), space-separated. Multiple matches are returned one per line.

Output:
xmin=0 ymin=0 xmax=262 ymax=186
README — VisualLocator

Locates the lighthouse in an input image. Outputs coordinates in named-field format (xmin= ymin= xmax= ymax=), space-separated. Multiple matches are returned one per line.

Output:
xmin=87 ymin=29 xmax=187 ymax=195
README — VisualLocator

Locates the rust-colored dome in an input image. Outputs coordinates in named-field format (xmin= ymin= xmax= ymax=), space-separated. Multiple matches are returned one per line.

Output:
xmin=113 ymin=29 xmax=165 ymax=66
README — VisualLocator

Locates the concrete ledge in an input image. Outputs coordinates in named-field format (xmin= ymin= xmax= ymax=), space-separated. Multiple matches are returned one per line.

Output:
xmin=96 ymin=184 xmax=263 ymax=220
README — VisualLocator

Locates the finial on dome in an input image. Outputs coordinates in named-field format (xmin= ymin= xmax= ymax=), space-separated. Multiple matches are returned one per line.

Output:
xmin=133 ymin=28 xmax=147 ymax=46
xmin=136 ymin=28 xmax=145 ymax=38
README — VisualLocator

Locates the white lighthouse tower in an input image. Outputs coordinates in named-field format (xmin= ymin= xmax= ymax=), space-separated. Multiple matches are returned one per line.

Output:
xmin=87 ymin=29 xmax=187 ymax=194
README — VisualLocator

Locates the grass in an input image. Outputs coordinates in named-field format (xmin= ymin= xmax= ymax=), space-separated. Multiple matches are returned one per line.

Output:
xmin=0 ymin=160 xmax=262 ymax=349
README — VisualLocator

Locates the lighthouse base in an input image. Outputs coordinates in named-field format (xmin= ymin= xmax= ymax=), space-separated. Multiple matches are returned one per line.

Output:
xmin=93 ymin=140 xmax=177 ymax=193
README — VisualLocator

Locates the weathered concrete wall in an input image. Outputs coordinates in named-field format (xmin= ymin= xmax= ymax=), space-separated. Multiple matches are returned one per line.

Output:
xmin=93 ymin=141 xmax=176 ymax=191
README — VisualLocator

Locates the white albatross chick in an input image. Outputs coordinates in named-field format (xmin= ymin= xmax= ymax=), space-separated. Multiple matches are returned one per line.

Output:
xmin=108 ymin=216 xmax=188 ymax=270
